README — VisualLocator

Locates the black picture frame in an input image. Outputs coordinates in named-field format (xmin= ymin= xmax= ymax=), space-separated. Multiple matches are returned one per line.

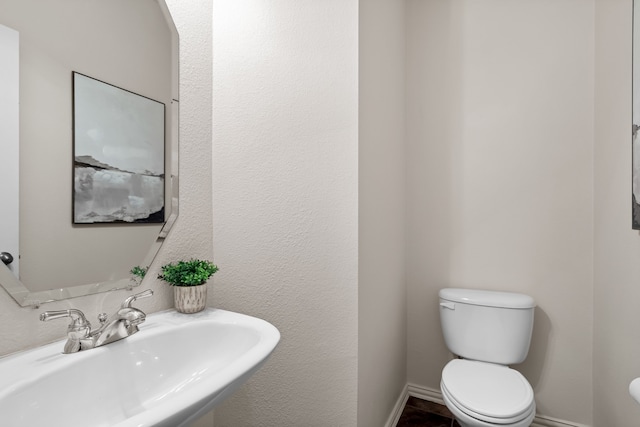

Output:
xmin=72 ymin=72 xmax=165 ymax=224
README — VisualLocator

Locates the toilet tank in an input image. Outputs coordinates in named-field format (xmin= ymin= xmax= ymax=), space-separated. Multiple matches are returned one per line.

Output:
xmin=439 ymin=288 xmax=536 ymax=365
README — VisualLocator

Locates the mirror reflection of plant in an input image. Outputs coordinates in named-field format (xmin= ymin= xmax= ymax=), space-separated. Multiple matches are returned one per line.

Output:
xmin=130 ymin=266 xmax=148 ymax=289
xmin=158 ymin=259 xmax=218 ymax=287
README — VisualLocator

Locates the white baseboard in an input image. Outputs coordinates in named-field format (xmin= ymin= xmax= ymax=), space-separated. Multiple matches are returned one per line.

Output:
xmin=407 ymin=383 xmax=445 ymax=406
xmin=384 ymin=383 xmax=591 ymax=427
xmin=384 ymin=383 xmax=409 ymax=427
xmin=529 ymin=415 xmax=591 ymax=427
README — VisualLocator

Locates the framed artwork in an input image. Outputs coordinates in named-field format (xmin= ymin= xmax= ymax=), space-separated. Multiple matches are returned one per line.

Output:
xmin=73 ymin=72 xmax=165 ymax=224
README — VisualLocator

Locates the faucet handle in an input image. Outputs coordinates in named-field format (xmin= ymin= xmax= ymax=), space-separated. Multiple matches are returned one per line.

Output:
xmin=40 ymin=308 xmax=89 ymax=327
xmin=39 ymin=308 xmax=92 ymax=341
xmin=121 ymin=289 xmax=154 ymax=308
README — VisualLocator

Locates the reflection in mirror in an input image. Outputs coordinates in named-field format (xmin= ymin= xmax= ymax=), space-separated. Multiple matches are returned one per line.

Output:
xmin=0 ymin=0 xmax=179 ymax=306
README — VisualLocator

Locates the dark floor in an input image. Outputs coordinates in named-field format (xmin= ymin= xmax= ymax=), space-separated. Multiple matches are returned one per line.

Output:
xmin=396 ymin=397 xmax=462 ymax=427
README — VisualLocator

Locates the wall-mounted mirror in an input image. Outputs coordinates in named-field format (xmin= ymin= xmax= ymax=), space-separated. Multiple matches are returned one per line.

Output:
xmin=0 ymin=0 xmax=179 ymax=307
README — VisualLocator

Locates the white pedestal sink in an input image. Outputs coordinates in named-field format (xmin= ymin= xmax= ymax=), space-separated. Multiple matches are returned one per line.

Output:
xmin=0 ymin=308 xmax=280 ymax=426
xmin=630 ymin=378 xmax=640 ymax=405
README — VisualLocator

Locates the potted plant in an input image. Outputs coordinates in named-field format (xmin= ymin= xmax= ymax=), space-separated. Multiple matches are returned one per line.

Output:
xmin=158 ymin=259 xmax=218 ymax=313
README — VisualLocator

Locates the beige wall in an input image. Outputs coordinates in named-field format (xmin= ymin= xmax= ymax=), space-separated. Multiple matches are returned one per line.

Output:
xmin=0 ymin=0 xmax=213 ymax=357
xmin=211 ymin=1 xmax=359 ymax=425
xmin=211 ymin=1 xmax=408 ymax=425
xmin=359 ymin=0 xmax=407 ymax=426
xmin=406 ymin=0 xmax=595 ymax=424
xmin=5 ymin=1 xmax=640 ymax=426
xmin=594 ymin=0 xmax=640 ymax=425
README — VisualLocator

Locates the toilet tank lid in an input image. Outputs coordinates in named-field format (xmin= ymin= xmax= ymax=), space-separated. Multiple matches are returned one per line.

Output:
xmin=439 ymin=288 xmax=536 ymax=309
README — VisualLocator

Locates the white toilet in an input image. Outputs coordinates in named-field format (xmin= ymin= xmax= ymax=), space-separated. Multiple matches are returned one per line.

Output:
xmin=439 ymin=288 xmax=537 ymax=427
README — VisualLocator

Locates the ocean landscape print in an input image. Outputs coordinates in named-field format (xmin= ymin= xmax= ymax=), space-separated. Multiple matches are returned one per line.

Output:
xmin=73 ymin=72 xmax=165 ymax=224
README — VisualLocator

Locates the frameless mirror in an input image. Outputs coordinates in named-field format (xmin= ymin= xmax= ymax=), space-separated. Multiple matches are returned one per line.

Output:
xmin=0 ymin=0 xmax=179 ymax=306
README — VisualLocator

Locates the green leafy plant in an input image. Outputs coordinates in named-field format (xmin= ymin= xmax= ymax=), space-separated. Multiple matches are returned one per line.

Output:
xmin=158 ymin=259 xmax=218 ymax=287
xmin=130 ymin=266 xmax=148 ymax=287
xmin=130 ymin=266 xmax=148 ymax=280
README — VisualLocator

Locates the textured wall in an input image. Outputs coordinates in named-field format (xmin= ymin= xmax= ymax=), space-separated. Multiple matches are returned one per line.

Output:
xmin=358 ymin=0 xmax=407 ymax=426
xmin=0 ymin=0 xmax=213 ymax=357
xmin=593 ymin=0 xmax=640 ymax=425
xmin=211 ymin=1 xmax=359 ymax=425
xmin=405 ymin=0 xmax=595 ymax=424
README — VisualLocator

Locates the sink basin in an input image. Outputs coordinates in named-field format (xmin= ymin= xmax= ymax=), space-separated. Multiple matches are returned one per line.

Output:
xmin=0 ymin=308 xmax=280 ymax=426
xmin=631 ymin=378 xmax=640 ymax=405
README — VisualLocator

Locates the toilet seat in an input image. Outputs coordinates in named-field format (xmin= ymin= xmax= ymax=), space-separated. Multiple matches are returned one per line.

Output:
xmin=441 ymin=359 xmax=535 ymax=425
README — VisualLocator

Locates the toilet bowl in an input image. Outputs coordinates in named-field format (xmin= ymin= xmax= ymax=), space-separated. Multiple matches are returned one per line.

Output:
xmin=438 ymin=288 xmax=537 ymax=427
xmin=440 ymin=359 xmax=535 ymax=427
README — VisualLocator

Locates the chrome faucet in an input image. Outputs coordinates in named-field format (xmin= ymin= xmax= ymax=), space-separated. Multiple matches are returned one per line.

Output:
xmin=40 ymin=289 xmax=154 ymax=354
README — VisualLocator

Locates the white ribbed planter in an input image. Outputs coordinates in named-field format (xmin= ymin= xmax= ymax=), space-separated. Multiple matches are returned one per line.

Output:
xmin=174 ymin=284 xmax=207 ymax=313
